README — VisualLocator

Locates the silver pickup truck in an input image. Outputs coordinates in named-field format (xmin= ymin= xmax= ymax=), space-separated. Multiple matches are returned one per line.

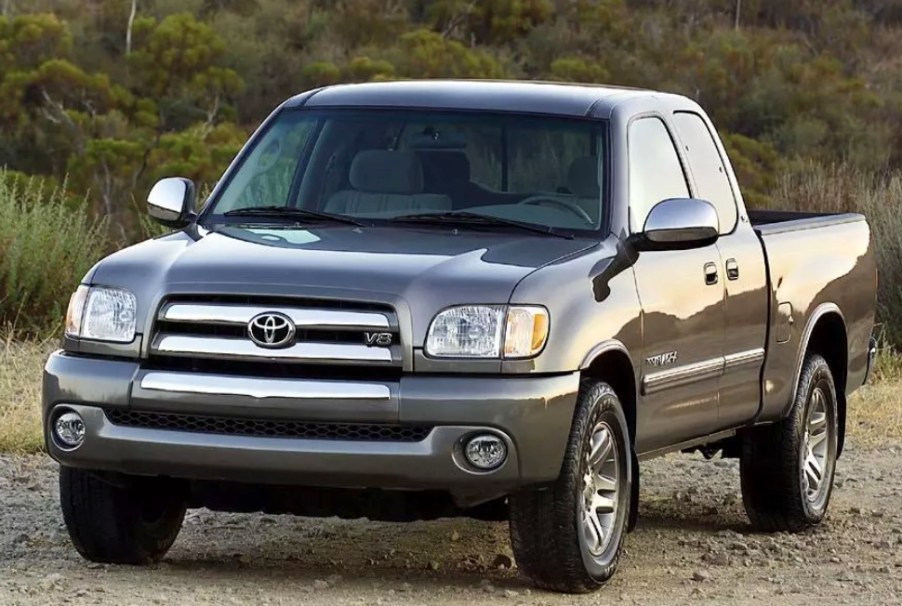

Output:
xmin=44 ymin=80 xmax=877 ymax=593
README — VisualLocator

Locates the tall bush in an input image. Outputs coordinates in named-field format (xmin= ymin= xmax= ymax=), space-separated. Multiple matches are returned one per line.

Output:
xmin=770 ymin=163 xmax=902 ymax=344
xmin=0 ymin=171 xmax=108 ymax=334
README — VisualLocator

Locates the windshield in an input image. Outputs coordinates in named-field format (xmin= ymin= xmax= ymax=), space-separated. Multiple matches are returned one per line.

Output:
xmin=203 ymin=109 xmax=607 ymax=233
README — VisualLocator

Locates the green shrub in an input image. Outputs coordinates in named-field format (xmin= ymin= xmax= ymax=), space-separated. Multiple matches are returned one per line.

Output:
xmin=0 ymin=171 xmax=108 ymax=335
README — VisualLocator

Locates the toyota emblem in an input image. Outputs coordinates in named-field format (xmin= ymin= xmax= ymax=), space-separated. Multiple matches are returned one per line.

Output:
xmin=247 ymin=312 xmax=296 ymax=348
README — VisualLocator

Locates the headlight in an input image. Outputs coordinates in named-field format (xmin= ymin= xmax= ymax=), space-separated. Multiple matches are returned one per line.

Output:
xmin=425 ymin=305 xmax=505 ymax=358
xmin=425 ymin=305 xmax=549 ymax=359
xmin=65 ymin=286 xmax=137 ymax=343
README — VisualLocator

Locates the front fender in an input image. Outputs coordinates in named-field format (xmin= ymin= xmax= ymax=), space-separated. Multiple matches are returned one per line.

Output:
xmin=505 ymin=236 xmax=643 ymax=375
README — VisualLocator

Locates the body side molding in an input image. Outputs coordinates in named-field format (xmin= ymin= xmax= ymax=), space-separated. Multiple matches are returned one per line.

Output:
xmin=642 ymin=347 xmax=766 ymax=395
xmin=642 ymin=357 xmax=724 ymax=395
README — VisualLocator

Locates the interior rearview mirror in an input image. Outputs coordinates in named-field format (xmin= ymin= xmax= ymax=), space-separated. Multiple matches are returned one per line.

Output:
xmin=638 ymin=198 xmax=719 ymax=250
xmin=147 ymin=177 xmax=196 ymax=228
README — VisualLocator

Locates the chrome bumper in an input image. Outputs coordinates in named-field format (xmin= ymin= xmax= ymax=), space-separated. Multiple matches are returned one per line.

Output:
xmin=43 ymin=351 xmax=580 ymax=490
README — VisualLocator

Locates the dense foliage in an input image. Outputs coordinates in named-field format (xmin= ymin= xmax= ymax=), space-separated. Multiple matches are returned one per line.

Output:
xmin=2 ymin=0 xmax=902 ymax=336
xmin=1 ymin=0 xmax=901 ymax=222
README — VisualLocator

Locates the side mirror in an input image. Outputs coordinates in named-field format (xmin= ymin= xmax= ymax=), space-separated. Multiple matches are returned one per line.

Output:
xmin=638 ymin=198 xmax=719 ymax=250
xmin=147 ymin=177 xmax=196 ymax=227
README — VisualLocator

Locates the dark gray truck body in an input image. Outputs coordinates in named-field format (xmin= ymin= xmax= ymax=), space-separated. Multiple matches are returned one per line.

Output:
xmin=44 ymin=81 xmax=876 ymax=511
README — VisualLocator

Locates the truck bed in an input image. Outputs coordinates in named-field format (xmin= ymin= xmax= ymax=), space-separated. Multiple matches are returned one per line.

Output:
xmin=749 ymin=208 xmax=874 ymax=422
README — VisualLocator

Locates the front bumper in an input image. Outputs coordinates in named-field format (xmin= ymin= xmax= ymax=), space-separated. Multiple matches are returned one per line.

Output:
xmin=43 ymin=351 xmax=579 ymax=491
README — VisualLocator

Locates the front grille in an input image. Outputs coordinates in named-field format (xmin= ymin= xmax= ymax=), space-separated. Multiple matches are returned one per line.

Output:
xmin=104 ymin=409 xmax=433 ymax=443
xmin=149 ymin=296 xmax=402 ymax=370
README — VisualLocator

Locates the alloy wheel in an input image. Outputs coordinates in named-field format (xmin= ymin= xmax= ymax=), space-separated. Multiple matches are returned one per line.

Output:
xmin=580 ymin=421 xmax=620 ymax=557
xmin=801 ymin=386 xmax=832 ymax=503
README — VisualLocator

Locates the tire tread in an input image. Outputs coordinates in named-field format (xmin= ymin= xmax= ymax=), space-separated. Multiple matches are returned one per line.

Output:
xmin=509 ymin=380 xmax=630 ymax=593
xmin=60 ymin=467 xmax=185 ymax=564
xmin=740 ymin=354 xmax=836 ymax=532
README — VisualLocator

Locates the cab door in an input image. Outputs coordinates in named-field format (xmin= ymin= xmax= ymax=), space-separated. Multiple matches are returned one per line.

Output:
xmin=671 ymin=111 xmax=768 ymax=429
xmin=628 ymin=116 xmax=727 ymax=454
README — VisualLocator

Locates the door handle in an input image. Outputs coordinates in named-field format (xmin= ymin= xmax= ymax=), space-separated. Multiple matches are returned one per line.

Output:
xmin=726 ymin=258 xmax=739 ymax=280
xmin=704 ymin=262 xmax=718 ymax=285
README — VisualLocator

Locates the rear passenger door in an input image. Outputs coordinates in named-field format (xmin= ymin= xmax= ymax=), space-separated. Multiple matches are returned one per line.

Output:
xmin=629 ymin=116 xmax=726 ymax=454
xmin=671 ymin=111 xmax=768 ymax=429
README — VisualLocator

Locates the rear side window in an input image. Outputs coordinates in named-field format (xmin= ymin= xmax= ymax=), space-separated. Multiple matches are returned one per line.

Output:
xmin=672 ymin=112 xmax=737 ymax=233
xmin=628 ymin=117 xmax=690 ymax=232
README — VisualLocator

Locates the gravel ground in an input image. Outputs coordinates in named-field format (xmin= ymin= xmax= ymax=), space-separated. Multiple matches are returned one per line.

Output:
xmin=1 ymin=442 xmax=901 ymax=606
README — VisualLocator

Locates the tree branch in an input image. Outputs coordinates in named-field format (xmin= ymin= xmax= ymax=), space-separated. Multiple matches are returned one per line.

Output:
xmin=126 ymin=0 xmax=138 ymax=56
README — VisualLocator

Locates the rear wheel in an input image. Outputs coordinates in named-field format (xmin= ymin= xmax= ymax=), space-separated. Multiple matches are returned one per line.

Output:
xmin=509 ymin=381 xmax=631 ymax=593
xmin=60 ymin=467 xmax=186 ymax=564
xmin=740 ymin=353 xmax=838 ymax=531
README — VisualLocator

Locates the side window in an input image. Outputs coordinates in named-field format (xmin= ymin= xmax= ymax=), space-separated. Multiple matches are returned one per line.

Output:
xmin=672 ymin=112 xmax=738 ymax=233
xmin=628 ymin=117 xmax=690 ymax=232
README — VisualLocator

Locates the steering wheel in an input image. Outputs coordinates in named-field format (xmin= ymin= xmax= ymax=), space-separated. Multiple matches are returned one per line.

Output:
xmin=517 ymin=195 xmax=594 ymax=225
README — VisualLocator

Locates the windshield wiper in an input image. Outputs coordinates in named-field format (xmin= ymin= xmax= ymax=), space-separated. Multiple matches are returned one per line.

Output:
xmin=389 ymin=211 xmax=573 ymax=239
xmin=222 ymin=206 xmax=367 ymax=227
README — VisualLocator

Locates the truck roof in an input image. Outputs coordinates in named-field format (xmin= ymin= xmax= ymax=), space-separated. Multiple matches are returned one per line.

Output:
xmin=284 ymin=79 xmax=667 ymax=118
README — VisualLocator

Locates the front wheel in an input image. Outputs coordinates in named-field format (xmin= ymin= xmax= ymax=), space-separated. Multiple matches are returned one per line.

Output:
xmin=509 ymin=381 xmax=632 ymax=593
xmin=740 ymin=353 xmax=839 ymax=532
xmin=60 ymin=467 xmax=187 ymax=564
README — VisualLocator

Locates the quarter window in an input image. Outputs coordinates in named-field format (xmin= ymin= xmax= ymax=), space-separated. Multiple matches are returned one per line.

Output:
xmin=672 ymin=112 xmax=737 ymax=233
xmin=628 ymin=117 xmax=690 ymax=232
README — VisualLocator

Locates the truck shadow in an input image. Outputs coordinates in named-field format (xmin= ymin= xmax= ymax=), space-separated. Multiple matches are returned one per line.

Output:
xmin=636 ymin=500 xmax=750 ymax=534
xmin=138 ymin=498 xmax=751 ymax=587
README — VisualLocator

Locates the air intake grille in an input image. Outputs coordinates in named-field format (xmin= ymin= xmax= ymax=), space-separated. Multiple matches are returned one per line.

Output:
xmin=104 ymin=409 xmax=432 ymax=443
xmin=149 ymin=296 xmax=401 ymax=369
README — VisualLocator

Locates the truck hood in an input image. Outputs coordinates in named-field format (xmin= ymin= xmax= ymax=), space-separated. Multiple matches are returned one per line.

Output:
xmin=90 ymin=225 xmax=596 ymax=341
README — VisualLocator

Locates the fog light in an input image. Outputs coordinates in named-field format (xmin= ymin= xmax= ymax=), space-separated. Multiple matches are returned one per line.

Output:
xmin=464 ymin=434 xmax=507 ymax=470
xmin=54 ymin=411 xmax=86 ymax=449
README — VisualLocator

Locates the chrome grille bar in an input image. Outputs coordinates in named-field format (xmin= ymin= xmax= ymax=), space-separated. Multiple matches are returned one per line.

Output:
xmin=160 ymin=303 xmax=390 ymax=329
xmin=151 ymin=335 xmax=394 ymax=363
xmin=140 ymin=372 xmax=391 ymax=400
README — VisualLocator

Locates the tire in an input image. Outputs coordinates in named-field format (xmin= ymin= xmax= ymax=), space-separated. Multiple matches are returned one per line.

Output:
xmin=740 ymin=353 xmax=839 ymax=532
xmin=627 ymin=449 xmax=639 ymax=533
xmin=60 ymin=467 xmax=187 ymax=564
xmin=509 ymin=380 xmax=632 ymax=593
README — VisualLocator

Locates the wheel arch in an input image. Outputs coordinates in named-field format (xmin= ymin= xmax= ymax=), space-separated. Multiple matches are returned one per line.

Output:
xmin=580 ymin=340 xmax=638 ymax=443
xmin=790 ymin=304 xmax=849 ymax=455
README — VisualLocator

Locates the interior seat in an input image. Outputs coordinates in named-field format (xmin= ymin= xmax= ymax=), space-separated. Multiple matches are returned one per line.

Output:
xmin=415 ymin=150 xmax=489 ymax=209
xmin=324 ymin=150 xmax=451 ymax=215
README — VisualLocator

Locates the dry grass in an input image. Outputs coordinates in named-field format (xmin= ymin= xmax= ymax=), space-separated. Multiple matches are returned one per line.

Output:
xmin=0 ymin=336 xmax=53 ymax=453
xmin=847 ymin=382 xmax=902 ymax=446
xmin=847 ymin=344 xmax=902 ymax=446
xmin=0 ymin=339 xmax=899 ymax=454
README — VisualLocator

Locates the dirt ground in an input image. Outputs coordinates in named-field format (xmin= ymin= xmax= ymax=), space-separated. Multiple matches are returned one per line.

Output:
xmin=1 ymin=439 xmax=901 ymax=606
